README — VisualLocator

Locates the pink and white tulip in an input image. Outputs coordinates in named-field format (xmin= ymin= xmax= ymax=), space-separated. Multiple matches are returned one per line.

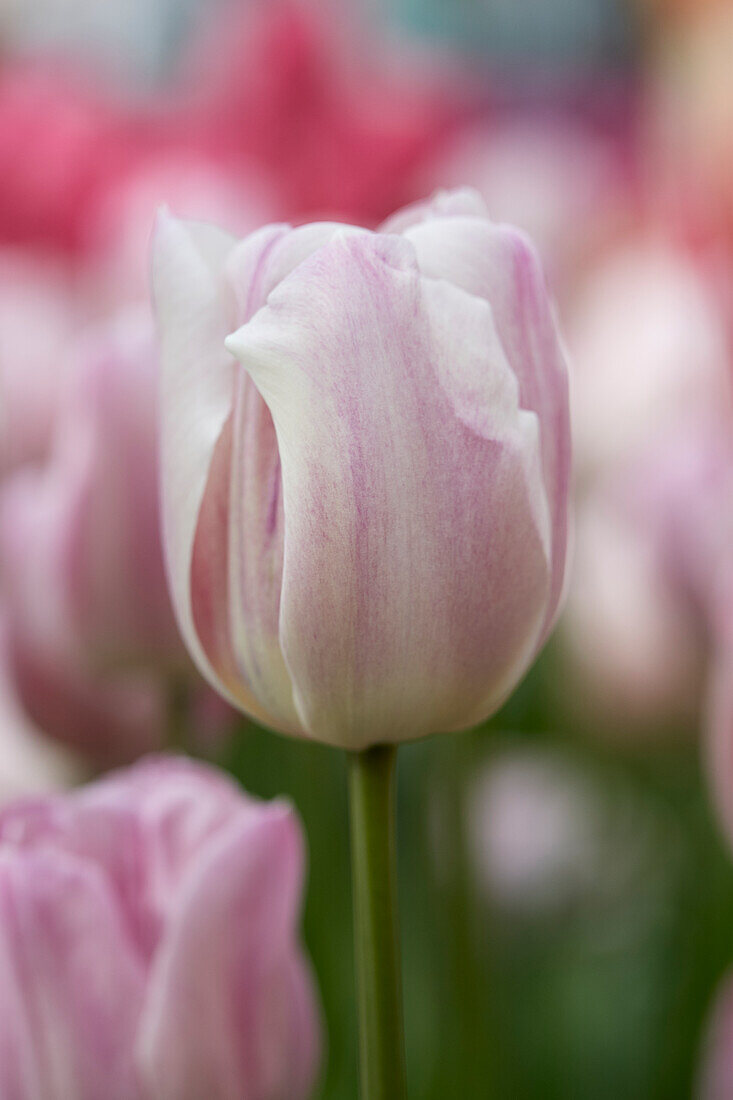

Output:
xmin=154 ymin=188 xmax=571 ymax=748
xmin=0 ymin=756 xmax=320 ymax=1100
xmin=0 ymin=307 xmax=193 ymax=762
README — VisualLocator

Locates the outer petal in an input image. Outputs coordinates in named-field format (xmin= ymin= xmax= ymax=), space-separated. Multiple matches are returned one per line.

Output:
xmin=0 ymin=757 xmax=256 ymax=961
xmin=156 ymin=214 xmax=364 ymax=730
xmin=191 ymin=221 xmax=367 ymax=733
xmin=227 ymin=233 xmax=550 ymax=748
xmin=153 ymin=211 xmax=242 ymax=706
xmin=137 ymin=804 xmax=320 ymax=1100
xmin=0 ymin=850 xmax=145 ymax=1100
xmin=401 ymin=213 xmax=571 ymax=643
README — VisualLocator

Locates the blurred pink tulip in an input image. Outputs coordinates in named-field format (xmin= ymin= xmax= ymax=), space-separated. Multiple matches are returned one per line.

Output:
xmin=153 ymin=188 xmax=570 ymax=748
xmin=179 ymin=0 xmax=465 ymax=225
xmin=0 ymin=307 xmax=192 ymax=762
xmin=0 ymin=306 xmax=181 ymax=672
xmin=568 ymin=241 xmax=730 ymax=479
xmin=0 ymin=755 xmax=321 ymax=1100
xmin=561 ymin=239 xmax=732 ymax=729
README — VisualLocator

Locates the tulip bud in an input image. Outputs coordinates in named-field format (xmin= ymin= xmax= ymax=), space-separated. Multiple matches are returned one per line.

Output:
xmin=154 ymin=189 xmax=570 ymax=749
xmin=0 ymin=756 xmax=321 ymax=1100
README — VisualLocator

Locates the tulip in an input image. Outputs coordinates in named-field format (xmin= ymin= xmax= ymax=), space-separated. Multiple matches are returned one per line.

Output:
xmin=155 ymin=187 xmax=570 ymax=1098
xmin=1 ymin=306 xmax=182 ymax=673
xmin=154 ymin=187 xmax=570 ymax=750
xmin=561 ymin=240 xmax=731 ymax=731
xmin=0 ymin=756 xmax=320 ymax=1100
xmin=0 ymin=307 xmax=194 ymax=764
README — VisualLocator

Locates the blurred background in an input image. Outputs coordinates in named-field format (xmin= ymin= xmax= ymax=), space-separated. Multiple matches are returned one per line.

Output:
xmin=1 ymin=0 xmax=733 ymax=1096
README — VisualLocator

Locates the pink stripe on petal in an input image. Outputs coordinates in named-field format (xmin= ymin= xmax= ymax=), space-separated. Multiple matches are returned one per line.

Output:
xmin=0 ymin=851 xmax=146 ymax=1100
xmin=403 ymin=215 xmax=571 ymax=642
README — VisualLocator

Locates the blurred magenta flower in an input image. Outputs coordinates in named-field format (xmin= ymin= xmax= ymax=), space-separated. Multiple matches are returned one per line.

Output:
xmin=180 ymin=0 xmax=465 ymax=225
xmin=0 ymin=61 xmax=146 ymax=255
xmin=0 ymin=755 xmax=320 ymax=1100
xmin=154 ymin=188 xmax=570 ymax=748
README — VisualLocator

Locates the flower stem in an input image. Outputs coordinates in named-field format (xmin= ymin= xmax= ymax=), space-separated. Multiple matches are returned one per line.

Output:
xmin=348 ymin=744 xmax=407 ymax=1100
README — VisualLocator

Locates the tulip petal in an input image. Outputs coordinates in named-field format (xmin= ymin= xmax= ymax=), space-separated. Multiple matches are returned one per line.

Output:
xmin=401 ymin=215 xmax=571 ymax=641
xmin=226 ymin=220 xmax=365 ymax=319
xmin=227 ymin=233 xmax=550 ymax=748
xmin=0 ymin=850 xmax=145 ymax=1100
xmin=153 ymin=210 xmax=243 ymax=704
xmin=138 ymin=804 xmax=319 ymax=1100
xmin=193 ymin=221 xmax=369 ymax=733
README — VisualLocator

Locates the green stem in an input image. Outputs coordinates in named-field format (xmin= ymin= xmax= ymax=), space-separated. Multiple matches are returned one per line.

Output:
xmin=348 ymin=745 xmax=407 ymax=1100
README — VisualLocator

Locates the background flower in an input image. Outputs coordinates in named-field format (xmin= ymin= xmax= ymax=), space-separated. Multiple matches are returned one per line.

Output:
xmin=0 ymin=756 xmax=321 ymax=1100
